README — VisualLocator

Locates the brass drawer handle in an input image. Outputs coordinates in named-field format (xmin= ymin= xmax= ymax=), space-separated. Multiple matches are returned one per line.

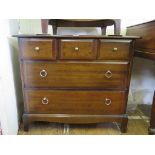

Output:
xmin=74 ymin=47 xmax=79 ymax=51
xmin=34 ymin=46 xmax=40 ymax=52
xmin=40 ymin=69 xmax=47 ymax=78
xmin=42 ymin=97 xmax=48 ymax=105
xmin=113 ymin=47 xmax=118 ymax=52
xmin=105 ymin=70 xmax=112 ymax=79
xmin=105 ymin=98 xmax=111 ymax=106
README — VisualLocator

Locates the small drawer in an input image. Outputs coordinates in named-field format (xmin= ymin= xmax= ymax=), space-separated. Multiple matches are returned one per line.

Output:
xmin=19 ymin=38 xmax=56 ymax=60
xmin=22 ymin=61 xmax=128 ymax=89
xmin=24 ymin=90 xmax=127 ymax=115
xmin=59 ymin=39 xmax=97 ymax=60
xmin=98 ymin=40 xmax=131 ymax=60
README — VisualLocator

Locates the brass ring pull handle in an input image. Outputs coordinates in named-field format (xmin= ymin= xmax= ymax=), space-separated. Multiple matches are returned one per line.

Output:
xmin=40 ymin=69 xmax=47 ymax=78
xmin=42 ymin=97 xmax=48 ymax=105
xmin=105 ymin=70 xmax=112 ymax=79
xmin=105 ymin=98 xmax=112 ymax=106
xmin=113 ymin=47 xmax=118 ymax=52
xmin=74 ymin=47 xmax=79 ymax=51
xmin=34 ymin=46 xmax=40 ymax=52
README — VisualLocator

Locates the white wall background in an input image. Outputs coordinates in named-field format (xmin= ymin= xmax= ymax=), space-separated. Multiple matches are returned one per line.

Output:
xmin=0 ymin=20 xmax=20 ymax=134
xmin=19 ymin=19 xmax=154 ymax=35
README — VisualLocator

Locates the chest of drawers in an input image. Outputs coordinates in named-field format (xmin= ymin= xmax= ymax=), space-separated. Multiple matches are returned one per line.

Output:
xmin=16 ymin=35 xmax=138 ymax=133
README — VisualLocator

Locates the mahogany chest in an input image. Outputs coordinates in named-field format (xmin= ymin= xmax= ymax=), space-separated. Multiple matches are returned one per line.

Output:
xmin=16 ymin=35 xmax=138 ymax=132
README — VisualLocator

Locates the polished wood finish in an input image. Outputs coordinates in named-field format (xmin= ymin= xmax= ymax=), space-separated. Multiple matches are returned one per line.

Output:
xmin=23 ymin=113 xmax=127 ymax=126
xmin=120 ymin=117 xmax=128 ymax=133
xmin=41 ymin=19 xmax=121 ymax=35
xmin=19 ymin=38 xmax=56 ymax=60
xmin=24 ymin=90 xmax=127 ymax=115
xmin=19 ymin=112 xmax=149 ymax=135
xmin=22 ymin=112 xmax=128 ymax=134
xmin=15 ymin=35 xmax=138 ymax=133
xmin=14 ymin=35 xmax=139 ymax=39
xmin=22 ymin=62 xmax=129 ymax=89
xmin=59 ymin=39 xmax=97 ymax=60
xmin=127 ymin=20 xmax=155 ymax=134
xmin=99 ymin=40 xmax=131 ymax=60
xmin=127 ymin=20 xmax=155 ymax=60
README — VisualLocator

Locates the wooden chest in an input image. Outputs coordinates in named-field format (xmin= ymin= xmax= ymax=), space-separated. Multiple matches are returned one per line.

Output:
xmin=16 ymin=35 xmax=138 ymax=133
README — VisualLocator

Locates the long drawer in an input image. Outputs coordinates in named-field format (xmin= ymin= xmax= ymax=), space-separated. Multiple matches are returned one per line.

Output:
xmin=24 ymin=90 xmax=127 ymax=115
xmin=22 ymin=61 xmax=129 ymax=89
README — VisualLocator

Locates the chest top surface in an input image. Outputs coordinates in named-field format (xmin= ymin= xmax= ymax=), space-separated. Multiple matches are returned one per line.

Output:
xmin=14 ymin=34 xmax=139 ymax=39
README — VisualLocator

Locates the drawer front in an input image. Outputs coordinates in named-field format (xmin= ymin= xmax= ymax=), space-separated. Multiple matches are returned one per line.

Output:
xmin=23 ymin=62 xmax=128 ymax=89
xmin=24 ymin=90 xmax=127 ymax=115
xmin=98 ymin=40 xmax=131 ymax=60
xmin=19 ymin=38 xmax=56 ymax=60
xmin=59 ymin=40 xmax=97 ymax=60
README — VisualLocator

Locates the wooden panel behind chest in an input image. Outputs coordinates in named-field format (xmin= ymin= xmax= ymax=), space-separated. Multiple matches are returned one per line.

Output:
xmin=24 ymin=90 xmax=127 ymax=115
xmin=22 ymin=61 xmax=129 ymax=89
xmin=127 ymin=21 xmax=155 ymax=60
xmin=19 ymin=38 xmax=56 ymax=60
